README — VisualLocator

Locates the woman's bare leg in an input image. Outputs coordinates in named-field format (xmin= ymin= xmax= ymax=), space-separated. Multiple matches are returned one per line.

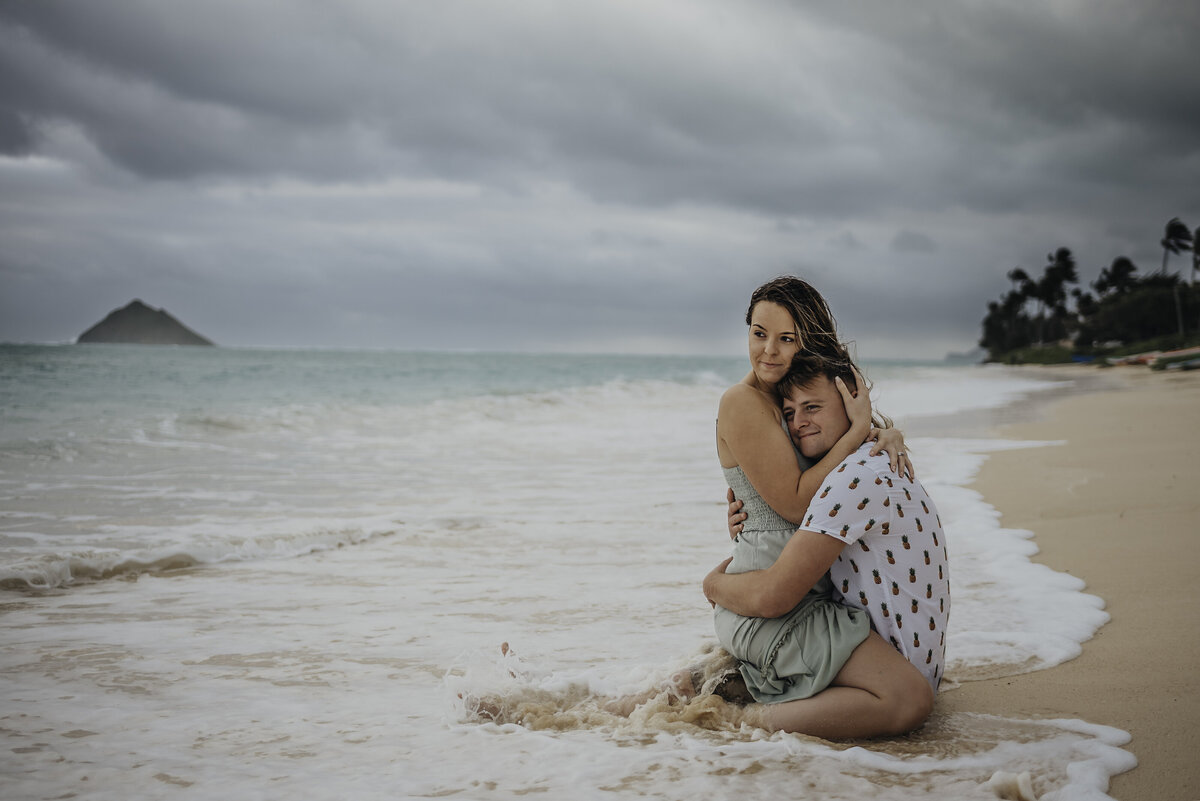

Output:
xmin=738 ymin=631 xmax=933 ymax=740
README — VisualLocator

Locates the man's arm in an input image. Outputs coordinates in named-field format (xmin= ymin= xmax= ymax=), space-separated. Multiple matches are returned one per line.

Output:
xmin=703 ymin=529 xmax=845 ymax=619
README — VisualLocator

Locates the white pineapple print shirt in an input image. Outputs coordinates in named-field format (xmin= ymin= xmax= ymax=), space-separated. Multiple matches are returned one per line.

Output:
xmin=799 ymin=443 xmax=951 ymax=690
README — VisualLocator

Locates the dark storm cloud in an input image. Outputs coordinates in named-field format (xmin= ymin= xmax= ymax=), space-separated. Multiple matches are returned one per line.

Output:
xmin=5 ymin=1 xmax=1192 ymax=207
xmin=0 ymin=107 xmax=37 ymax=155
xmin=0 ymin=1 xmax=911 ymax=210
xmin=891 ymin=230 xmax=937 ymax=254
xmin=0 ymin=0 xmax=1196 ymax=356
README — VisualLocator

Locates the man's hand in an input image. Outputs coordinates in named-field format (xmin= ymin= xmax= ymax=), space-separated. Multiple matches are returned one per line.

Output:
xmin=703 ymin=557 xmax=733 ymax=607
xmin=704 ymin=529 xmax=845 ymax=618
xmin=726 ymin=487 xmax=746 ymax=539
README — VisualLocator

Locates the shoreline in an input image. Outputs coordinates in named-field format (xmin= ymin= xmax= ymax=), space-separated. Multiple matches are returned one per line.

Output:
xmin=942 ymin=366 xmax=1200 ymax=801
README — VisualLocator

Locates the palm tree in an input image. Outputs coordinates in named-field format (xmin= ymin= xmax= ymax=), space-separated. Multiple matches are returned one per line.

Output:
xmin=1038 ymin=248 xmax=1078 ymax=343
xmin=1044 ymin=248 xmax=1078 ymax=297
xmin=1160 ymin=218 xmax=1193 ymax=335
xmin=1071 ymin=287 xmax=1097 ymax=318
xmin=1007 ymin=267 xmax=1030 ymax=294
xmin=1003 ymin=267 xmax=1036 ymax=340
xmin=1160 ymin=217 xmax=1192 ymax=275
xmin=1193 ymin=224 xmax=1200 ymax=286
xmin=1094 ymin=256 xmax=1138 ymax=296
xmin=1006 ymin=267 xmax=1033 ymax=311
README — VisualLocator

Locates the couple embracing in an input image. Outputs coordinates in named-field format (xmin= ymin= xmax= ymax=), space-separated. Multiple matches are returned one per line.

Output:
xmin=472 ymin=276 xmax=950 ymax=740
xmin=663 ymin=276 xmax=951 ymax=739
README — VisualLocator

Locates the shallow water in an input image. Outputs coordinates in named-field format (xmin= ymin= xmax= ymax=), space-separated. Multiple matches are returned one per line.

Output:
xmin=0 ymin=347 xmax=1134 ymax=799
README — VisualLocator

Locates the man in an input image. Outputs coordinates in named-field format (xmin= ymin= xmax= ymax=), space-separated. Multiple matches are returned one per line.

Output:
xmin=704 ymin=354 xmax=950 ymax=692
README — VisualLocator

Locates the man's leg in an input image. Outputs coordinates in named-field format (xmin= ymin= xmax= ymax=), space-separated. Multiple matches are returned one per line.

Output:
xmin=739 ymin=631 xmax=934 ymax=739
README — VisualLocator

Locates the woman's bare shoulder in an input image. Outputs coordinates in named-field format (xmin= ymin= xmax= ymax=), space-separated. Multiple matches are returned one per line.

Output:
xmin=721 ymin=381 xmax=761 ymax=402
xmin=719 ymin=382 xmax=777 ymax=419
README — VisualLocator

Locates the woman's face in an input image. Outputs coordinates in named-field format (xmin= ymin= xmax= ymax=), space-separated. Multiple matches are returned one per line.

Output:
xmin=747 ymin=300 xmax=802 ymax=386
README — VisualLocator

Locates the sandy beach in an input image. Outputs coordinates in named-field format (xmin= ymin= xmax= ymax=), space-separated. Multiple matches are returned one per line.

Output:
xmin=944 ymin=365 xmax=1200 ymax=800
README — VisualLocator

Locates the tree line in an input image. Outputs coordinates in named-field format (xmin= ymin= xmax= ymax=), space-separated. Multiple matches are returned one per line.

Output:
xmin=980 ymin=217 xmax=1200 ymax=362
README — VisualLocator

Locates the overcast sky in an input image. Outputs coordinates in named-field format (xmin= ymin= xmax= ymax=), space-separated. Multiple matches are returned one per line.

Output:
xmin=1 ymin=1 xmax=1197 ymax=358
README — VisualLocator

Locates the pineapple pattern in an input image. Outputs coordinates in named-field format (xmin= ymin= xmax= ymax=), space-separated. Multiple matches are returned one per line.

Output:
xmin=798 ymin=443 xmax=951 ymax=691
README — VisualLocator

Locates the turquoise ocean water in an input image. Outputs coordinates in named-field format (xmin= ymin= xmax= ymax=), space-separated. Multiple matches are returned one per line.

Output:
xmin=0 ymin=344 xmax=1133 ymax=799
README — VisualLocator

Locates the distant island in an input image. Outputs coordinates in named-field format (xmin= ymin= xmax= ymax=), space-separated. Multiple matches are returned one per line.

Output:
xmin=77 ymin=300 xmax=215 ymax=346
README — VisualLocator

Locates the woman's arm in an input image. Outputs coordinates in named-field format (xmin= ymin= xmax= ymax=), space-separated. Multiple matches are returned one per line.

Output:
xmin=868 ymin=427 xmax=914 ymax=479
xmin=719 ymin=376 xmax=870 ymax=523
xmin=727 ymin=425 xmax=912 ymax=537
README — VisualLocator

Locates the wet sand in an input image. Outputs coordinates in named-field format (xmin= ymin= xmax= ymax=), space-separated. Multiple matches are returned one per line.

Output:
xmin=942 ymin=365 xmax=1200 ymax=800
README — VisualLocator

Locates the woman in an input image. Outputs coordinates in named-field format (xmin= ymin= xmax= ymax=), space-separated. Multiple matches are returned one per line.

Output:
xmin=703 ymin=277 xmax=933 ymax=738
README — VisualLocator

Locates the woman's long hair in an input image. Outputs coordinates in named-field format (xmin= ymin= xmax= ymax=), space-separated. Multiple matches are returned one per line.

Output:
xmin=749 ymin=276 xmax=893 ymax=430
xmin=745 ymin=276 xmax=842 ymax=359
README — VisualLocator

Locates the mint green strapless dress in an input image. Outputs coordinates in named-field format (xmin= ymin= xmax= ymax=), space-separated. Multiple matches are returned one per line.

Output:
xmin=712 ymin=465 xmax=870 ymax=703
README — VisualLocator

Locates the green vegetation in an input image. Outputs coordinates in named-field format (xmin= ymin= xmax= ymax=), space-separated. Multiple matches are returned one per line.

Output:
xmin=980 ymin=217 xmax=1200 ymax=364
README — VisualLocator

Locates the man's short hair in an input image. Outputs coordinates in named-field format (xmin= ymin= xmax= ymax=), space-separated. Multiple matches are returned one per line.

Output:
xmin=775 ymin=351 xmax=859 ymax=402
xmin=776 ymin=351 xmax=894 ymax=431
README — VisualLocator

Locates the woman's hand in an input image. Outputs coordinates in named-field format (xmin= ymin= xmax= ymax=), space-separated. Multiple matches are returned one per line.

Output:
xmin=726 ymin=487 xmax=746 ymax=540
xmin=703 ymin=557 xmax=733 ymax=608
xmin=869 ymin=427 xmax=915 ymax=479
xmin=834 ymin=367 xmax=872 ymax=436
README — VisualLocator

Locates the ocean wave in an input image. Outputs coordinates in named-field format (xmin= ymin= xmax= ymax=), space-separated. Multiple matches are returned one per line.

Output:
xmin=174 ymin=405 xmax=326 ymax=434
xmin=0 ymin=436 xmax=84 ymax=463
xmin=0 ymin=526 xmax=396 ymax=592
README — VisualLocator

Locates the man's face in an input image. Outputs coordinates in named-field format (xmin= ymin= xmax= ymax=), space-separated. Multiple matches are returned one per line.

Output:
xmin=782 ymin=376 xmax=852 ymax=460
